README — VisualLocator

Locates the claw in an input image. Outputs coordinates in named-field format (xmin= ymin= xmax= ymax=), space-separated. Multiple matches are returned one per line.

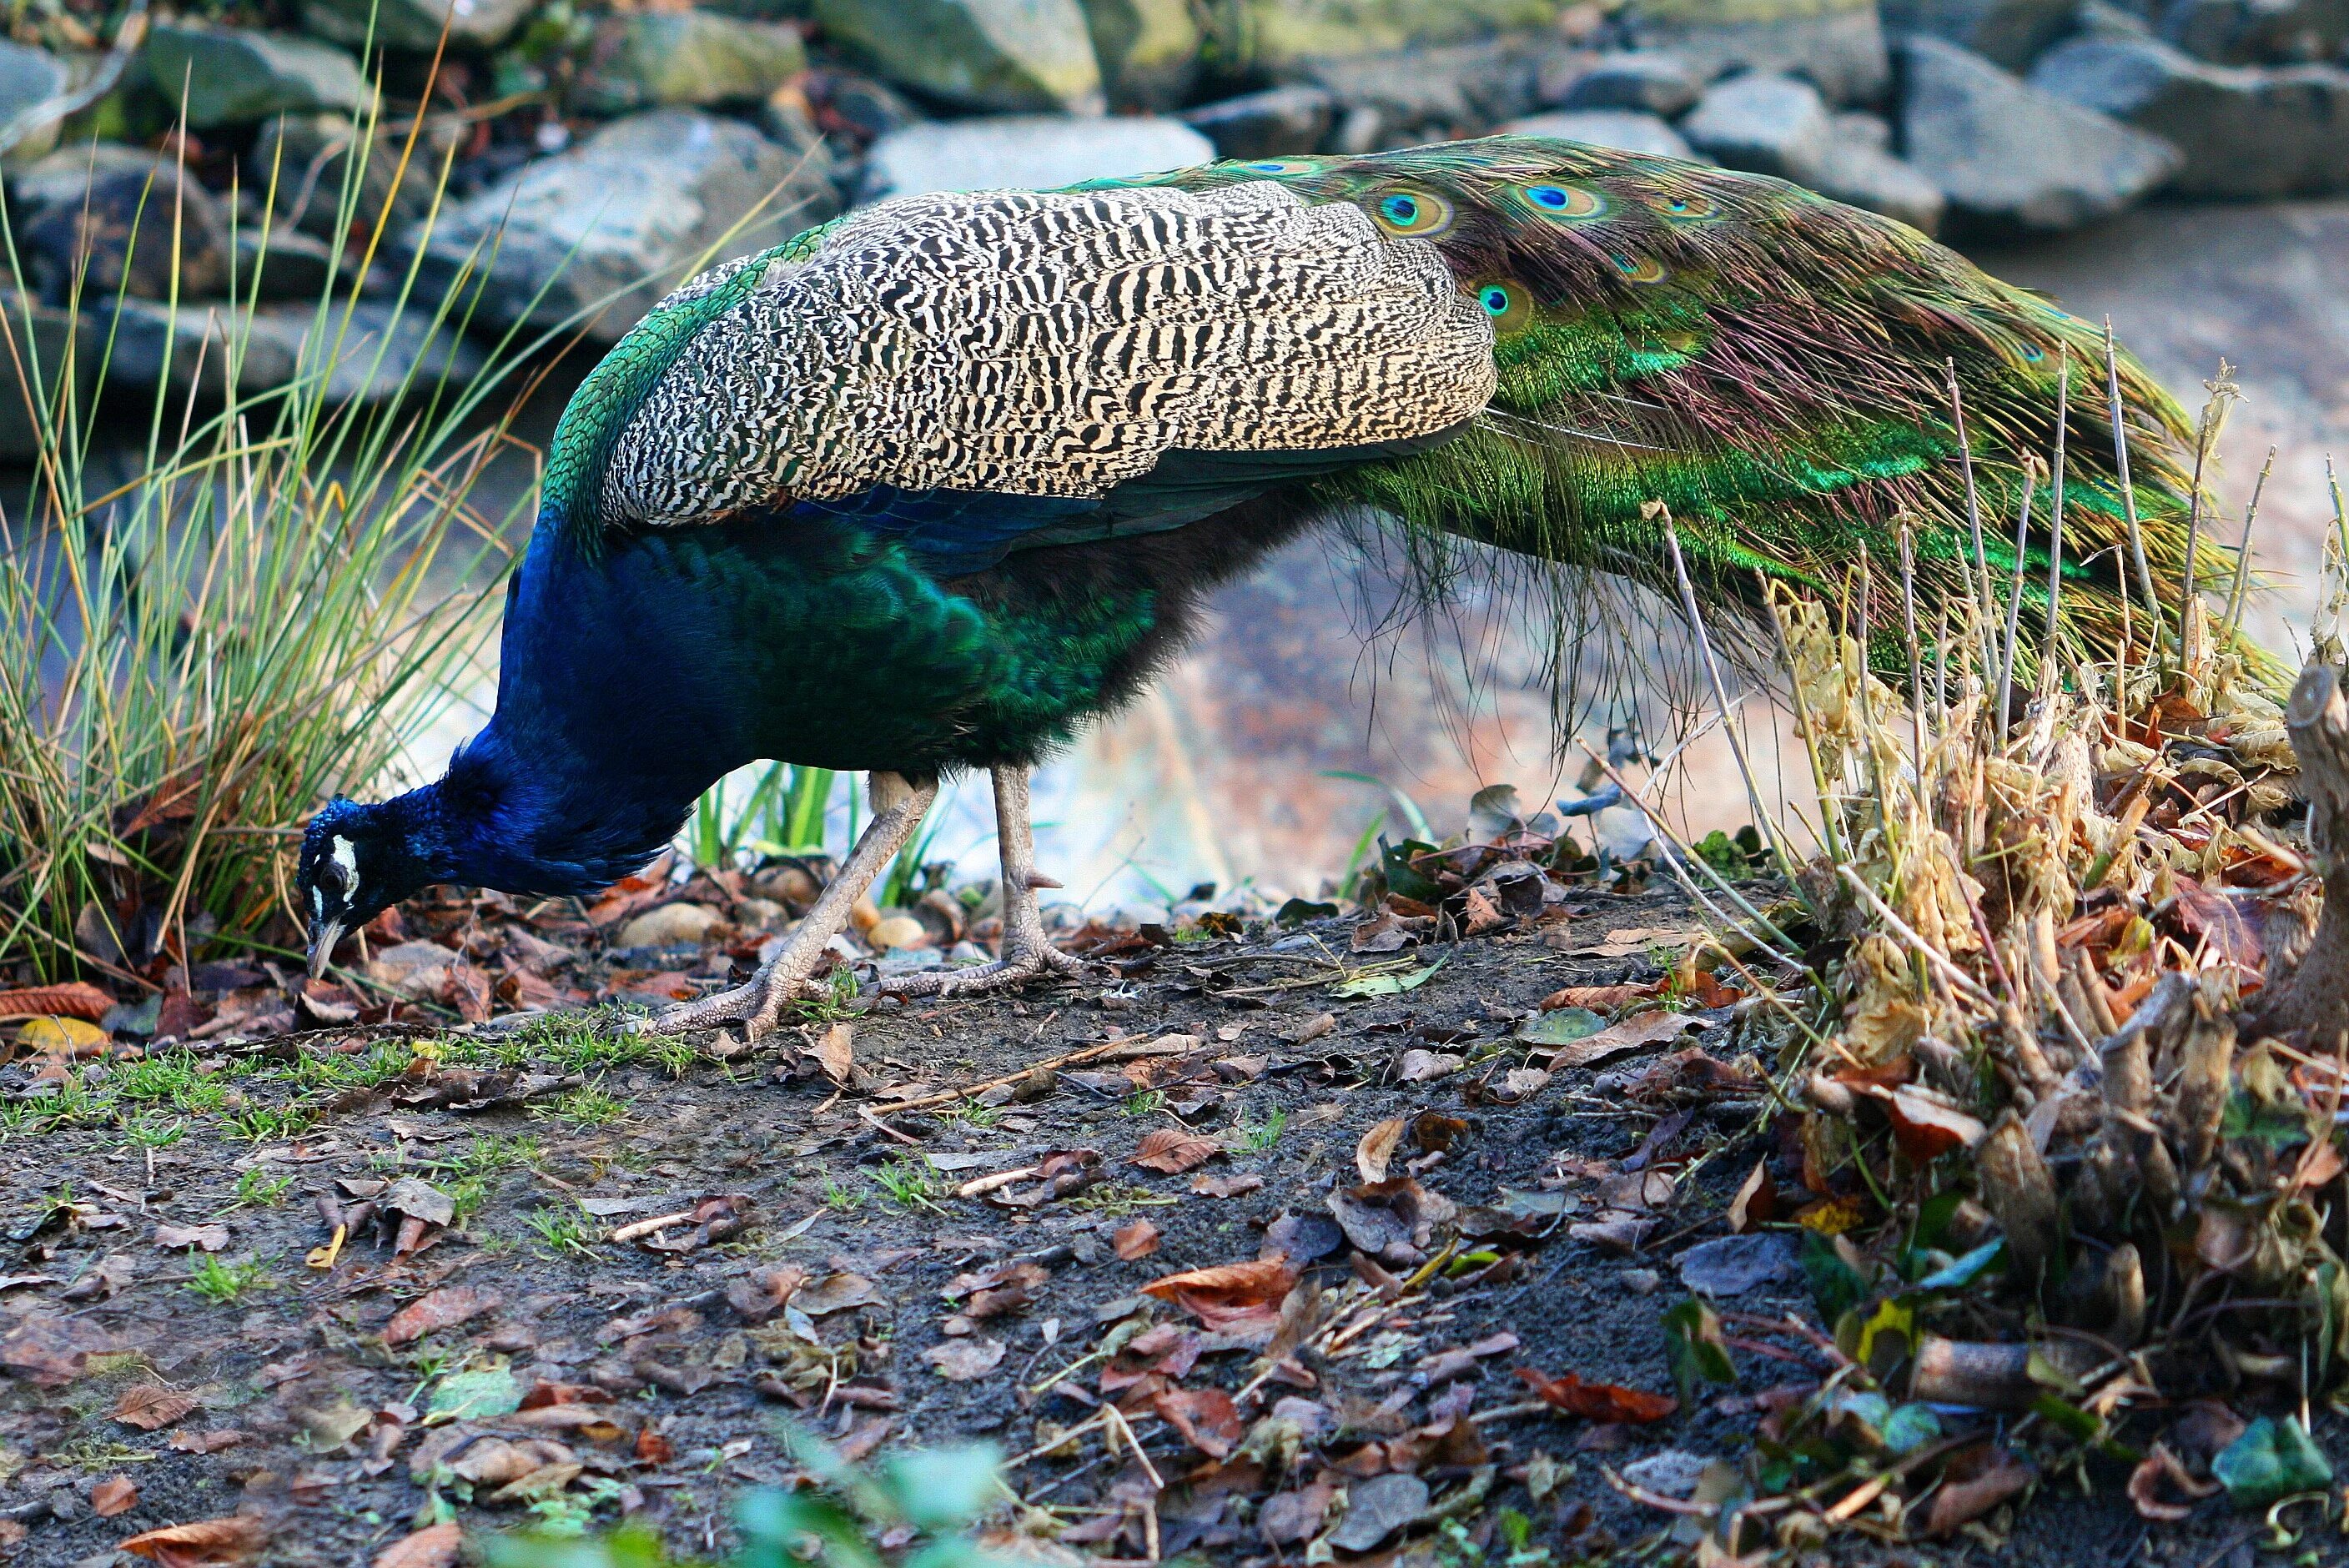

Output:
xmin=880 ymin=941 xmax=1085 ymax=999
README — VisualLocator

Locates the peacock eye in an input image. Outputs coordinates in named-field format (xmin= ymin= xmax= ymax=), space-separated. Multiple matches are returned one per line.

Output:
xmin=1517 ymin=183 xmax=1605 ymax=220
xmin=1610 ymin=252 xmax=1668 ymax=285
xmin=1367 ymin=187 xmax=1453 ymax=237
xmin=1474 ymin=279 xmax=1532 ymax=333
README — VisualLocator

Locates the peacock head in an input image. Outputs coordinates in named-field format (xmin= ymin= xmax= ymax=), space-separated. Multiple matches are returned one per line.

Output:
xmin=296 ymin=797 xmax=441 ymax=979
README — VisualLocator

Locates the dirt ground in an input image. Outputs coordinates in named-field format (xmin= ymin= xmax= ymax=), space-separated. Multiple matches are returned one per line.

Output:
xmin=0 ymin=892 xmax=2339 ymax=1568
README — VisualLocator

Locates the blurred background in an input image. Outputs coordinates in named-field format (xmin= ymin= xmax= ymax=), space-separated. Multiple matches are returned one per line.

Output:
xmin=5 ymin=0 xmax=2346 ymax=907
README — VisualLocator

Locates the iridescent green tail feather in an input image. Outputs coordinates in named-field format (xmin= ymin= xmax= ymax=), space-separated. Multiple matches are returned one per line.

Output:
xmin=1119 ymin=138 xmax=2252 ymax=689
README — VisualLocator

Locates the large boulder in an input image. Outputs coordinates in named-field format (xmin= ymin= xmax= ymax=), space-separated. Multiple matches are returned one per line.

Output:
xmin=1679 ymin=71 xmax=1833 ymax=176
xmin=1624 ymin=0 xmax=1889 ymax=105
xmin=2032 ymin=32 xmax=2349 ymax=195
xmin=1878 ymin=0 xmax=2074 ymax=70
xmin=2158 ymin=0 xmax=2349 ymax=64
xmin=18 ymin=161 xmax=229 ymax=303
xmin=1900 ymin=35 xmax=2181 ymax=228
xmin=143 ymin=23 xmax=368 ymax=129
xmin=301 ymin=0 xmax=533 ymax=53
xmin=575 ymin=12 xmax=807 ymax=113
xmin=0 ymin=42 xmax=70 ymax=162
xmin=1501 ymin=108 xmax=1698 ymax=157
xmin=252 ymin=111 xmax=467 ymax=244
xmin=1807 ymin=136 xmax=1946 ymax=230
xmin=1179 ymin=85 xmax=1337 ymax=158
xmin=811 ymin=0 xmax=1106 ymax=114
xmin=862 ymin=113 xmax=1211 ymax=198
xmin=410 ymin=110 xmax=835 ymax=343
xmin=1227 ymin=0 xmax=1568 ymax=71
xmin=1082 ymin=0 xmax=1200 ymax=110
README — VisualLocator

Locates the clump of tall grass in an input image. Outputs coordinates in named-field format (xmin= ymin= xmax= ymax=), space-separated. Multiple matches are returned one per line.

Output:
xmin=0 ymin=94 xmax=550 ymax=984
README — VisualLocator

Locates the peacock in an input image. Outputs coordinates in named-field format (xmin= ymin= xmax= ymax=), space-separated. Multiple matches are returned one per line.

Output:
xmin=295 ymin=135 xmax=2212 ymax=1037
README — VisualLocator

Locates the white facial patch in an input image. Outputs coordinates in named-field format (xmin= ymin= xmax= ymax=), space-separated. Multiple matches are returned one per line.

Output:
xmin=329 ymin=836 xmax=358 ymax=897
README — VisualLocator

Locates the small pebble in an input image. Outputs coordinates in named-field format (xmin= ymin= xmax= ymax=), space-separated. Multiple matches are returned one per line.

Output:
xmin=1622 ymin=1268 xmax=1662 ymax=1295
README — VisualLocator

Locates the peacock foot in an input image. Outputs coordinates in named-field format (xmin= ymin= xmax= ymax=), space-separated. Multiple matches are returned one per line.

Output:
xmin=646 ymin=962 xmax=829 ymax=1042
xmin=878 ymin=937 xmax=1086 ymax=999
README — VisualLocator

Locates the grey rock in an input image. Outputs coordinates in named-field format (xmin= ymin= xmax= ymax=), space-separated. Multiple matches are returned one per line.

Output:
xmin=1810 ymin=135 xmax=1946 ymax=229
xmin=2033 ymin=32 xmax=2349 ymax=194
xmin=1676 ymin=1233 xmax=1800 ymax=1297
xmin=1082 ymin=0 xmax=1200 ymax=111
xmin=8 ymin=143 xmax=177 ymax=219
xmin=143 ymin=23 xmax=368 ymax=129
xmin=1545 ymin=49 xmax=1703 ymax=115
xmin=1626 ymin=0 xmax=1890 ymax=104
xmin=1680 ymin=71 xmax=1833 ymax=178
xmin=1300 ymin=35 xmax=1557 ymax=140
xmin=1327 ymin=1472 xmax=1430 ymax=1553
xmin=1501 ymin=108 xmax=1698 ymax=157
xmin=1902 ymin=35 xmax=2181 ymax=227
xmin=413 ymin=109 xmax=832 ymax=344
xmin=811 ymin=0 xmax=1106 ymax=114
xmin=20 ymin=163 xmax=229 ymax=303
xmin=1180 ymin=85 xmax=1337 ymax=158
xmin=0 ymin=42 xmax=70 ymax=162
xmin=254 ymin=111 xmax=466 ymax=244
xmin=301 ymin=0 xmax=532 ymax=53
xmin=861 ymin=113 xmax=1210 ymax=199
xmin=576 ymin=12 xmax=807 ymax=114
xmin=1879 ymin=0 xmax=2075 ymax=70
xmin=2159 ymin=0 xmax=2349 ymax=63
xmin=1833 ymin=107 xmax=1892 ymax=148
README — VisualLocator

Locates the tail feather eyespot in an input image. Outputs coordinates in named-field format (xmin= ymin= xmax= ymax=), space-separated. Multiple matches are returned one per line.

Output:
xmin=1367 ymin=186 xmax=1456 ymax=237
xmin=1513 ymin=183 xmax=1607 ymax=221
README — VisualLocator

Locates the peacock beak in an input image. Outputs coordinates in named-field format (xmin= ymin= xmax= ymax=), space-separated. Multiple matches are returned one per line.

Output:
xmin=306 ymin=919 xmax=345 ymax=981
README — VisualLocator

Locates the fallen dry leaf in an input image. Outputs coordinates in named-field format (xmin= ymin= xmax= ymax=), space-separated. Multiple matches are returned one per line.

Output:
xmin=169 ymin=1430 xmax=250 ymax=1455
xmin=1727 ymin=1160 xmax=1778 ymax=1234
xmin=1131 ymin=1128 xmax=1220 ymax=1174
xmin=153 ymin=1224 xmax=230 ymax=1253
xmin=90 ymin=1475 xmax=138 ymax=1516
xmin=0 ymin=983 xmax=114 ymax=1022
xmin=0 ymin=1315 xmax=118 ymax=1386
xmin=381 ymin=1284 xmax=500 ymax=1348
xmin=119 ymin=1515 xmax=270 ymax=1565
xmin=370 ymin=1522 xmax=461 ymax=1568
xmin=1515 ymin=1367 xmax=1677 ymax=1424
xmin=1142 ymin=1258 xmax=1300 ymax=1331
xmin=1924 ymin=1449 xmax=2035 ymax=1536
xmin=1356 ymin=1118 xmax=1406 ymax=1184
xmin=1537 ymin=1010 xmax=1704 ymax=1068
xmin=812 ymin=1022 xmax=854 ymax=1085
xmin=926 ymin=1337 xmax=1007 ymax=1381
xmin=1191 ymin=1173 xmax=1264 ymax=1199
xmin=796 ymin=1273 xmax=883 ymax=1315
xmin=1113 ymin=1219 xmax=1161 ymax=1260
xmin=113 ymin=1384 xmax=200 ymax=1431
xmin=1153 ymin=1385 xmax=1244 ymax=1458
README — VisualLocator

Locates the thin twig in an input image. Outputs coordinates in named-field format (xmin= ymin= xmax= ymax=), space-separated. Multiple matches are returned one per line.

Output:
xmin=2040 ymin=347 xmax=2069 ymax=700
xmin=2222 ymin=445 xmax=2275 ymax=646
xmin=1997 ymin=459 xmax=2037 ymax=735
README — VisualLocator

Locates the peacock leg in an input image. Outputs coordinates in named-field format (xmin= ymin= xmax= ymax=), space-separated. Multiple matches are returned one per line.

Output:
xmin=881 ymin=764 xmax=1084 ymax=999
xmin=652 ymin=771 xmax=938 ymax=1040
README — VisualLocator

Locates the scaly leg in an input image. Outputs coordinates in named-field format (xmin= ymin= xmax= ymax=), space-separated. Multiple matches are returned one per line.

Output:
xmin=882 ymin=764 xmax=1084 ymax=999
xmin=653 ymin=771 xmax=938 ymax=1039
